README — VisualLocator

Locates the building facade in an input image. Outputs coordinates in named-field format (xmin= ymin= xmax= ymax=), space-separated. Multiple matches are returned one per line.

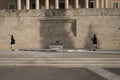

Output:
xmin=0 ymin=0 xmax=120 ymax=51
xmin=0 ymin=0 xmax=120 ymax=10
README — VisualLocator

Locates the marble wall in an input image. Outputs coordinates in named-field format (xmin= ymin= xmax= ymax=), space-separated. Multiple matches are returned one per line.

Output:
xmin=0 ymin=9 xmax=120 ymax=50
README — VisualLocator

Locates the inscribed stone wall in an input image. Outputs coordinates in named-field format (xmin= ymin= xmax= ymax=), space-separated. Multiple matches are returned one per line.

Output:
xmin=0 ymin=9 xmax=120 ymax=50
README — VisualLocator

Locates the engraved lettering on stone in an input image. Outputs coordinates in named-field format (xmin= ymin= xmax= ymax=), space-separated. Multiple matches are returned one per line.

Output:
xmin=73 ymin=9 xmax=80 ymax=16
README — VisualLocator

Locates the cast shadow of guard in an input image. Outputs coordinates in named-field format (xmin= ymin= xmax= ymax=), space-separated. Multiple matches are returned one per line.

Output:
xmin=84 ymin=25 xmax=99 ymax=51
xmin=39 ymin=9 xmax=76 ymax=49
xmin=84 ymin=25 xmax=94 ymax=50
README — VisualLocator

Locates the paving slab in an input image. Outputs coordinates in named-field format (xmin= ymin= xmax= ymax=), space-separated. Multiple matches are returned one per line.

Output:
xmin=0 ymin=66 xmax=107 ymax=80
xmin=104 ymin=68 xmax=120 ymax=76
xmin=87 ymin=67 xmax=120 ymax=80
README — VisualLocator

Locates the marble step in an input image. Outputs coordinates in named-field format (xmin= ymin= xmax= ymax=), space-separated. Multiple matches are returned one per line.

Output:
xmin=0 ymin=60 xmax=120 ymax=64
xmin=0 ymin=51 xmax=119 ymax=66
xmin=0 ymin=63 xmax=120 ymax=67
xmin=0 ymin=58 xmax=120 ymax=65
xmin=0 ymin=58 xmax=120 ymax=61
xmin=0 ymin=53 xmax=120 ymax=58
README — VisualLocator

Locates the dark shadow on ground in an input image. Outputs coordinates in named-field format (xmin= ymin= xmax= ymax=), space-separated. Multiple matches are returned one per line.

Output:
xmin=104 ymin=68 xmax=120 ymax=76
xmin=84 ymin=25 xmax=94 ymax=50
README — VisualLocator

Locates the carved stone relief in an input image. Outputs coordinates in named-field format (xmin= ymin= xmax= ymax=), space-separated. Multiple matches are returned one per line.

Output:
xmin=40 ymin=20 xmax=76 ymax=37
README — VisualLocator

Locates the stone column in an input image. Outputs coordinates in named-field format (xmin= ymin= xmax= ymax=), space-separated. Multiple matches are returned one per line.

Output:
xmin=75 ymin=0 xmax=79 ymax=8
xmin=45 ymin=0 xmax=49 ymax=9
xmin=85 ymin=0 xmax=89 ymax=8
xmin=55 ymin=0 xmax=59 ymax=9
xmin=65 ymin=0 xmax=69 ymax=9
xmin=101 ymin=0 xmax=105 ymax=8
xmin=26 ymin=0 xmax=30 ymax=9
xmin=105 ymin=0 xmax=108 ymax=8
xmin=36 ymin=0 xmax=39 ymax=9
xmin=96 ymin=0 xmax=99 ymax=8
xmin=17 ymin=0 xmax=21 ymax=10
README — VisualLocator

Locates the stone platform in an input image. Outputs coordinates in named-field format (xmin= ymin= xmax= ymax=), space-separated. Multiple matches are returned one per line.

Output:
xmin=0 ymin=50 xmax=120 ymax=67
xmin=0 ymin=50 xmax=120 ymax=80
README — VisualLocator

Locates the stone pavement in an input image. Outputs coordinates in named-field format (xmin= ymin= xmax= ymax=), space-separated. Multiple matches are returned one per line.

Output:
xmin=0 ymin=50 xmax=120 ymax=80
xmin=87 ymin=67 xmax=120 ymax=80
xmin=0 ymin=66 xmax=108 ymax=80
xmin=104 ymin=68 xmax=120 ymax=76
xmin=0 ymin=66 xmax=120 ymax=80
